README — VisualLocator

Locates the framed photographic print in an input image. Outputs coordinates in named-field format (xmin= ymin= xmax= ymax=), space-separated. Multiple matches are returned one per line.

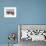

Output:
xmin=4 ymin=7 xmax=16 ymax=18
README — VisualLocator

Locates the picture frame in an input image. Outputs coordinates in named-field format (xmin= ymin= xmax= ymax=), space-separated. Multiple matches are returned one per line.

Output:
xmin=4 ymin=7 xmax=16 ymax=18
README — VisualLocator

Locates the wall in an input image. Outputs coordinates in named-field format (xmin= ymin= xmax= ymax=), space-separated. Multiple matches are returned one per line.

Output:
xmin=0 ymin=0 xmax=46 ymax=44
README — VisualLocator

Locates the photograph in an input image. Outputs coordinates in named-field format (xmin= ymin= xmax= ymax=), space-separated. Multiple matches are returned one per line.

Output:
xmin=4 ymin=7 xmax=16 ymax=17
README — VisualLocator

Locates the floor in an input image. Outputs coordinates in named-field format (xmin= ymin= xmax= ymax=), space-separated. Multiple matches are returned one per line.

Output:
xmin=0 ymin=44 xmax=18 ymax=46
